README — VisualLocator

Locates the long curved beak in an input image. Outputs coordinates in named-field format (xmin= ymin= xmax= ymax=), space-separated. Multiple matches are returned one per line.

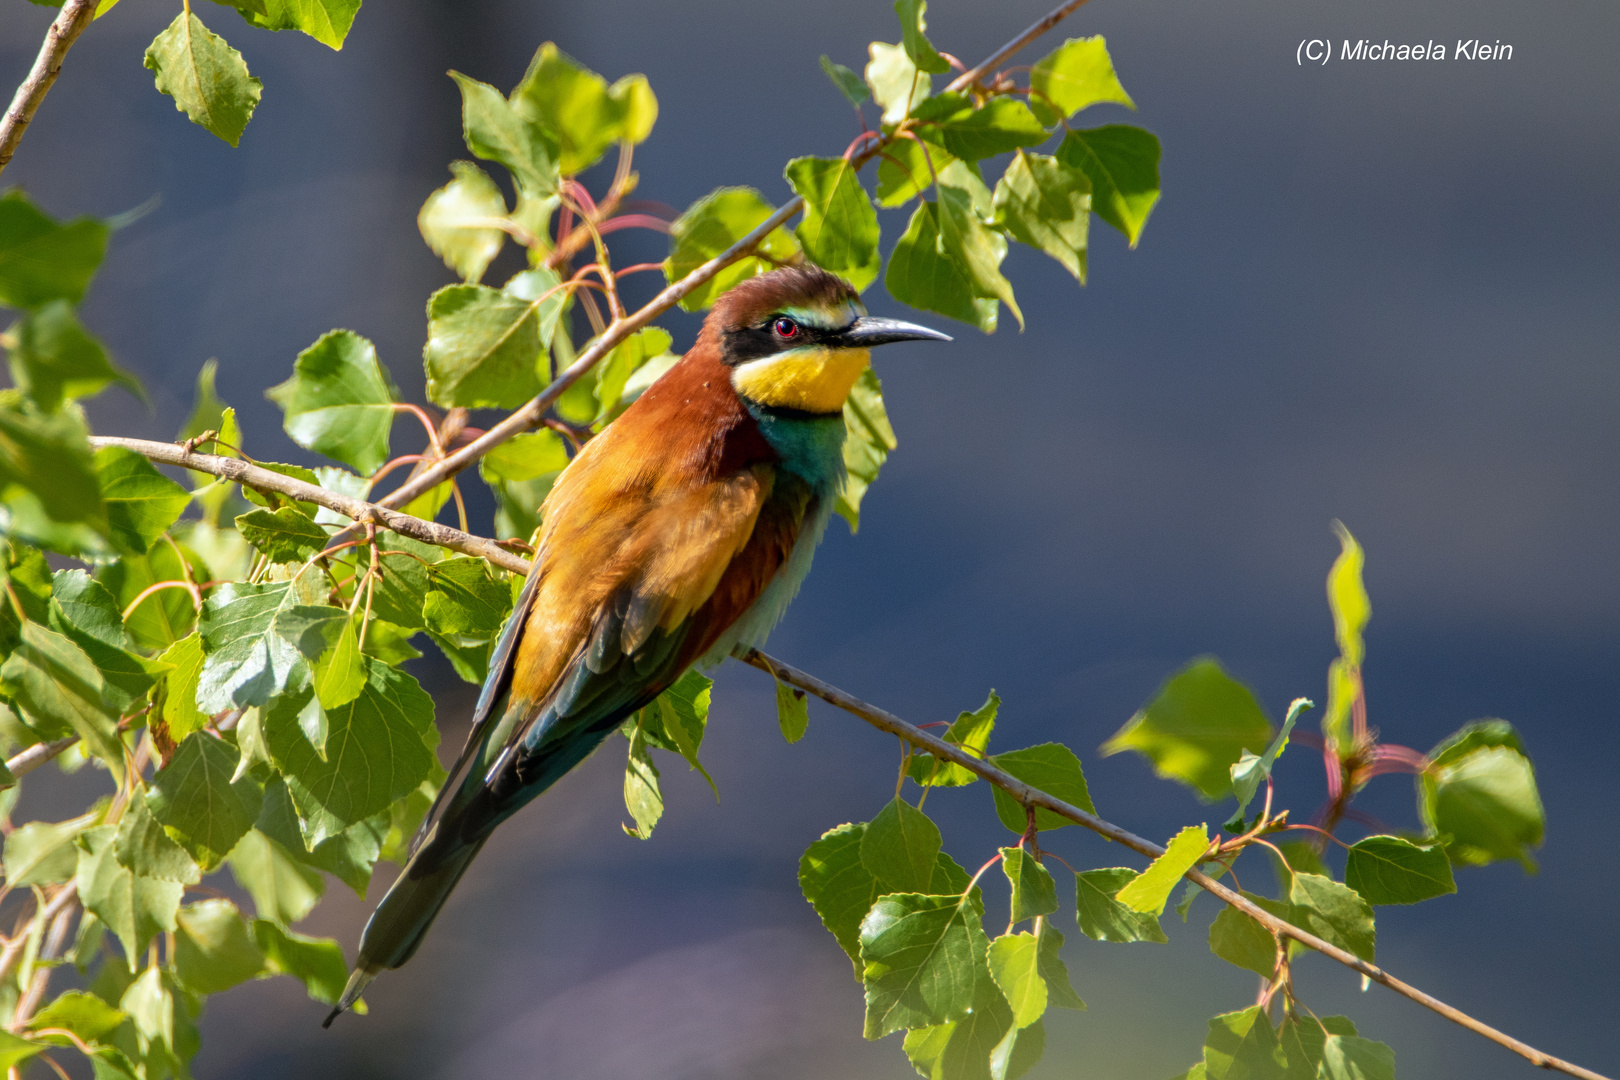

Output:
xmin=835 ymin=315 xmax=954 ymax=348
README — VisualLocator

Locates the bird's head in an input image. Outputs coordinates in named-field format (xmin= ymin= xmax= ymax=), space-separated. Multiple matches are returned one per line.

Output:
xmin=703 ymin=265 xmax=951 ymax=415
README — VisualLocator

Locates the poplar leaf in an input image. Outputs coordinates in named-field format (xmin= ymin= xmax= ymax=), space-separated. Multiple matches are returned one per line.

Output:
xmin=865 ymin=42 xmax=930 ymax=126
xmin=800 ymin=823 xmax=880 ymax=975
xmin=0 ymin=622 xmax=122 ymax=766
xmin=449 ymin=72 xmax=560 ymax=196
xmin=155 ymin=634 xmax=210 ymax=744
xmin=227 ymin=828 xmax=323 ymax=926
xmin=253 ymin=920 xmax=348 ymax=1002
xmin=512 ymin=43 xmax=659 ymax=175
xmin=1028 ymin=36 xmax=1135 ymax=125
xmin=775 ymin=679 xmax=809 ymax=743
xmin=1074 ymin=867 xmax=1168 ymax=943
xmin=6 ymin=301 xmax=140 ymax=412
xmin=1208 ymin=902 xmax=1277 ymax=978
xmin=195 ymin=582 xmax=340 ymax=712
xmin=908 ymin=689 xmax=996 ymax=787
xmin=1279 ymin=1014 xmax=1358 ymax=1079
xmin=1117 ymin=825 xmax=1209 ymax=915
xmin=266 ymin=330 xmax=397 ymax=475
xmin=147 ymin=731 xmax=264 ymax=871
xmin=1288 ymin=872 xmax=1375 ymax=962
xmin=621 ymin=725 xmax=663 ymax=839
xmin=937 ymin=184 xmax=1022 ymax=329
xmin=173 ymin=899 xmax=266 ymax=994
xmin=113 ymin=794 xmax=202 ymax=885
xmin=313 ymin=616 xmax=366 ymax=711
xmin=47 ymin=570 xmax=161 ymax=714
xmin=992 ymin=152 xmax=1091 ymax=284
xmin=93 ymin=447 xmax=190 ymax=556
xmin=894 ymin=0 xmax=950 ymax=73
xmin=885 ymin=201 xmax=997 ymax=333
xmin=989 ymin=743 xmax=1094 ymax=831
xmin=1055 ymin=125 xmax=1161 ymax=247
xmin=1226 ymin=697 xmax=1312 ymax=831
xmin=915 ymin=95 xmax=1048 ymax=162
xmin=900 ymin=966 xmax=1027 ymax=1080
xmin=235 ymin=507 xmax=329 ymax=563
xmin=861 ymin=797 xmax=942 ymax=893
xmin=423 ymin=556 xmax=513 ymax=637
xmin=663 ymin=188 xmax=800 ymax=311
xmin=1000 ymin=848 xmax=1059 ymax=923
xmin=418 ymin=161 xmax=507 ymax=283
xmin=1036 ymin=923 xmax=1083 ymax=1010
xmin=75 ymin=826 xmax=183 ymax=968
xmin=820 ymin=55 xmax=870 ymax=106
xmin=144 ymin=12 xmax=262 ymax=147
xmin=875 ymin=137 xmax=960 ymax=208
xmin=97 ymin=543 xmax=200 ymax=649
xmin=1318 ymin=1035 xmax=1395 ymax=1080
xmin=987 ymin=932 xmax=1045 ymax=1028
xmin=23 ymin=991 xmax=126 ymax=1042
xmin=1345 ymin=835 xmax=1455 ymax=905
xmin=836 ymin=367 xmax=898 ymax=531
xmin=1202 ymin=1006 xmax=1288 ymax=1080
xmin=423 ymin=282 xmax=562 ymax=409
xmin=4 ymin=810 xmax=99 ymax=886
xmin=1102 ymin=657 xmax=1272 ymax=801
xmin=860 ymin=891 xmax=987 ymax=1038
xmin=0 ymin=396 xmax=106 ymax=530
xmin=237 ymin=0 xmax=360 ymax=50
xmin=0 ymin=191 xmax=109 ymax=309
xmin=1421 ymin=720 xmax=1544 ymax=870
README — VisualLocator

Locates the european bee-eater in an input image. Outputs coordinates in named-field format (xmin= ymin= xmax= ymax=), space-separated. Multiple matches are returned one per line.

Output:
xmin=326 ymin=266 xmax=949 ymax=1023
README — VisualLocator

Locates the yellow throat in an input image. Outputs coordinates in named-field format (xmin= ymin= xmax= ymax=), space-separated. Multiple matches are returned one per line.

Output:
xmin=731 ymin=346 xmax=870 ymax=415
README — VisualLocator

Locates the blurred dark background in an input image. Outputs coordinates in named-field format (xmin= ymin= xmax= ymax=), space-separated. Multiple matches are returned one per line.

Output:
xmin=3 ymin=0 xmax=1617 ymax=1076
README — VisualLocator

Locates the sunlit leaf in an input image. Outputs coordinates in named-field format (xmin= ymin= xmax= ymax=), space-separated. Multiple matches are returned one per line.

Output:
xmin=820 ymin=55 xmax=870 ymax=106
xmin=253 ymin=919 xmax=348 ymax=1002
xmin=1202 ymin=1006 xmax=1288 ymax=1080
xmin=1028 ymin=36 xmax=1134 ymax=125
xmin=989 ymin=742 xmax=1094 ymax=831
xmin=449 ymin=72 xmax=560 ymax=196
xmin=0 ymin=190 xmax=109 ymax=309
xmin=908 ymin=689 xmax=996 ymax=787
xmin=885 ymin=200 xmax=997 ymax=333
xmin=836 ymin=367 xmax=899 ymax=531
xmin=1074 ymin=867 xmax=1168 ymax=943
xmin=6 ymin=301 xmax=140 ymax=412
xmin=423 ymin=280 xmax=563 ymax=409
xmin=862 ymin=796 xmax=942 ymax=894
xmin=173 ymin=898 xmax=266 ymax=994
xmin=76 ymin=825 xmax=183 ymax=968
xmin=144 ymin=11 xmax=262 ymax=147
xmin=1055 ymin=125 xmax=1160 ymax=247
xmin=1420 ymin=720 xmax=1544 ymax=870
xmin=916 ymin=95 xmax=1048 ymax=162
xmin=992 ymin=151 xmax=1090 ymax=284
xmin=1117 ymin=825 xmax=1209 ymax=915
xmin=860 ymin=890 xmax=987 ymax=1038
xmin=266 ymin=330 xmax=398 ymax=475
xmin=865 ymin=41 xmax=930 ymax=126
xmin=662 ymin=188 xmax=800 ymax=311
xmin=237 ymin=0 xmax=360 ymax=49
xmin=512 ymin=43 xmax=658 ymax=175
xmin=94 ymin=447 xmax=190 ymax=556
xmin=1344 ymin=835 xmax=1455 ymax=905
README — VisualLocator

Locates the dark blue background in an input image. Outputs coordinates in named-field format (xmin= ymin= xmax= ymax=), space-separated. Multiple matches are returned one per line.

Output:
xmin=2 ymin=0 xmax=1616 ymax=1076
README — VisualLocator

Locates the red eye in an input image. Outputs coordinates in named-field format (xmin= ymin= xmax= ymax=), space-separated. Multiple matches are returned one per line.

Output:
xmin=772 ymin=317 xmax=801 ymax=339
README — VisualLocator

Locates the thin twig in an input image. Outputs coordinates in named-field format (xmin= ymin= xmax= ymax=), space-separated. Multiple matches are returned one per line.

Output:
xmin=0 ymin=0 xmax=98 ymax=176
xmin=944 ymin=0 xmax=1094 ymax=95
xmin=4 ymin=737 xmax=78 ymax=782
xmin=736 ymin=648 xmax=1613 ymax=1080
xmin=9 ymin=885 xmax=78 ymax=1031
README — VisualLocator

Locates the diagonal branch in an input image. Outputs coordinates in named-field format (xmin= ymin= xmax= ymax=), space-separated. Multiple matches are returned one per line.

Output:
xmin=0 ymin=0 xmax=99 ymax=176
xmin=91 ymin=434 xmax=1612 ymax=1080
xmin=367 ymin=0 xmax=1097 ymax=515
xmin=738 ymin=649 xmax=1611 ymax=1080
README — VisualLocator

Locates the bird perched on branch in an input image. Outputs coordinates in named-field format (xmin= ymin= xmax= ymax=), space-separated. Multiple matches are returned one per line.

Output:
xmin=325 ymin=266 xmax=949 ymax=1023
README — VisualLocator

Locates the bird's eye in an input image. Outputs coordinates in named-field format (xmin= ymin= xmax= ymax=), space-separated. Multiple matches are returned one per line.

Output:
xmin=772 ymin=316 xmax=802 ymax=339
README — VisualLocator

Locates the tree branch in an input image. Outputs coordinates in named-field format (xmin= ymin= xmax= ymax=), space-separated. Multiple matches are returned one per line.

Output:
xmin=4 ymin=736 xmax=77 ymax=783
xmin=86 ymin=437 xmax=1609 ymax=1080
xmin=0 ymin=0 xmax=98 ymax=177
xmin=367 ymin=0 xmax=1097 ymax=515
xmin=736 ymin=649 xmax=1614 ymax=1080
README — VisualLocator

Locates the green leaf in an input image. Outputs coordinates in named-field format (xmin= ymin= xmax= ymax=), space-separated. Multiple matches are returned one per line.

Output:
xmin=47 ymin=570 xmax=160 ymax=714
xmin=907 ymin=690 xmax=995 ymax=788
xmin=1202 ymin=1006 xmax=1288 ymax=1080
xmin=774 ymin=678 xmax=809 ymax=743
xmin=986 ymin=932 xmax=1045 ymax=1028
xmin=118 ymin=966 xmax=199 ymax=1076
xmin=423 ymin=280 xmax=563 ymax=409
xmin=1102 ymin=657 xmax=1272 ymax=801
xmin=113 ymin=793 xmax=202 ymax=885
xmin=423 ymin=556 xmax=513 ymax=637
xmin=637 ymin=669 xmax=716 ymax=794
xmin=835 ymin=366 xmax=899 ymax=531
xmin=253 ymin=920 xmax=348 ymax=1003
xmin=360 ymin=618 xmax=422 ymax=667
xmin=885 ymin=201 xmax=998 ymax=333
xmin=1028 ymin=36 xmax=1135 ymax=125
xmin=1327 ymin=521 xmax=1370 ymax=669
xmin=901 ymin=965 xmax=1021 ymax=1080
xmin=1208 ymin=902 xmax=1277 ymax=978
xmin=989 ymin=743 xmax=1094 ymax=831
xmin=75 ymin=825 xmax=183 ymax=968
xmin=237 ymin=0 xmax=360 ymax=49
xmin=592 ymin=326 xmax=674 ymax=422
xmin=173 ymin=898 xmax=266 ymax=993
xmin=937 ymin=183 xmax=1022 ymax=329
xmin=195 ymin=581 xmax=340 ymax=711
xmin=4 ymin=810 xmax=99 ymax=886
xmin=0 ymin=1032 xmax=43 ymax=1072
xmin=313 ymin=615 xmax=366 ymax=712
xmin=917 ymin=95 xmax=1049 ymax=162
xmin=1000 ymin=848 xmax=1058 ymax=923
xmin=1288 ymin=872 xmax=1375 ymax=962
xmin=820 ymin=55 xmax=870 ymax=106
xmin=144 ymin=11 xmax=262 ymax=147
xmin=865 ymin=42 xmax=931 ymax=126
xmin=800 ymin=823 xmax=881 ymax=976
xmin=235 ymin=507 xmax=328 ymax=563
xmin=992 ymin=151 xmax=1090 ymax=284
xmin=255 ymin=775 xmax=382 ymax=896
xmin=512 ymin=43 xmax=658 ymax=175
xmin=266 ymin=330 xmax=397 ymax=475
xmin=621 ymin=724 xmax=663 ymax=839
xmin=154 ymin=634 xmax=210 ymax=744
xmin=0 ymin=622 xmax=122 ymax=766
xmin=1279 ymin=1015 xmax=1358 ymax=1080
xmin=0 ymin=192 xmax=107 ymax=310
xmin=894 ymin=0 xmax=949 ymax=73
xmin=97 ymin=543 xmax=200 ymax=650
xmin=662 ymin=188 xmax=800 ymax=311
xmin=1035 ymin=923 xmax=1083 ymax=1010
xmin=1117 ymin=825 xmax=1209 ymax=915
xmin=861 ymin=796 xmax=942 ymax=893
xmin=449 ymin=72 xmax=560 ymax=196
xmin=1318 ymin=1035 xmax=1395 ymax=1080
xmin=147 ymin=731 xmax=263 ymax=870
xmin=1268 ymin=840 xmax=1328 ymax=895
xmin=875 ymin=137 xmax=958 ymax=208
xmin=1344 ymin=835 xmax=1455 ymax=905
xmin=1074 ymin=867 xmax=1168 ymax=943
xmin=1420 ymin=721 xmax=1544 ymax=870
xmin=860 ymin=891 xmax=987 ymax=1038
xmin=418 ymin=161 xmax=507 ymax=284
xmin=365 ymin=534 xmax=443 ymax=630
xmin=25 ymin=990 xmax=126 ymax=1042
xmin=265 ymin=662 xmax=438 ymax=844
xmin=227 ymin=828 xmax=323 ymax=925
xmin=481 ymin=429 xmax=571 ymax=483
xmin=7 ymin=301 xmax=139 ymax=412
xmin=236 ymin=460 xmax=322 ymax=516
xmin=0 ymin=395 xmax=105 ymax=530
xmin=1226 ymin=697 xmax=1312 ymax=831
xmin=92 ymin=447 xmax=190 ymax=556
xmin=1055 ymin=126 xmax=1160 ymax=247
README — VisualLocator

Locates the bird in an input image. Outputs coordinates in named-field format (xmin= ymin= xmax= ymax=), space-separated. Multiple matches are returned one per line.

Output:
xmin=324 ymin=265 xmax=950 ymax=1024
